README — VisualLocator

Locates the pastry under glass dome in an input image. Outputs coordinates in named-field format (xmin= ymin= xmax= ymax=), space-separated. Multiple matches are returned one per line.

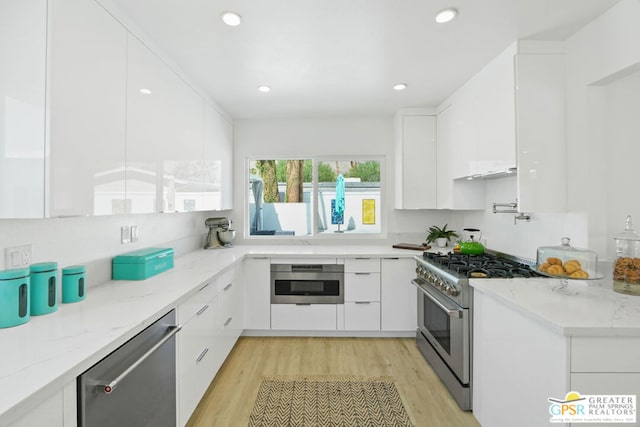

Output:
xmin=536 ymin=237 xmax=600 ymax=293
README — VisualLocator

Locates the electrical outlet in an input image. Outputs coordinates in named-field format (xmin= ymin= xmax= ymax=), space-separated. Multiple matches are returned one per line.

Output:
xmin=4 ymin=245 xmax=33 ymax=268
xmin=121 ymin=226 xmax=131 ymax=244
xmin=131 ymin=225 xmax=139 ymax=242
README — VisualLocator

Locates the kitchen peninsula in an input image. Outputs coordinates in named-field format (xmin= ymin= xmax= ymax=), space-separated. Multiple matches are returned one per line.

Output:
xmin=472 ymin=278 xmax=640 ymax=427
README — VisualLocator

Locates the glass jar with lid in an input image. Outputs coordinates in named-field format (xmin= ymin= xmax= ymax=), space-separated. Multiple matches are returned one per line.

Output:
xmin=613 ymin=215 xmax=640 ymax=296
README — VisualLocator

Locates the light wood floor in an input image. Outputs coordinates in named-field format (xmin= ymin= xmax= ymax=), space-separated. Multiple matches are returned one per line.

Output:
xmin=186 ymin=337 xmax=479 ymax=426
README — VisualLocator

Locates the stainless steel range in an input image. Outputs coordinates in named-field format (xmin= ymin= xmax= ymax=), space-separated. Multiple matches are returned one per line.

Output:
xmin=412 ymin=250 xmax=540 ymax=410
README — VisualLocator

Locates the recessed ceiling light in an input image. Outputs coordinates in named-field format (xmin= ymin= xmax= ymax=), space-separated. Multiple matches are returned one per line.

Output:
xmin=435 ymin=8 xmax=458 ymax=24
xmin=393 ymin=83 xmax=408 ymax=91
xmin=257 ymin=85 xmax=271 ymax=93
xmin=221 ymin=11 xmax=242 ymax=26
xmin=139 ymin=88 xmax=152 ymax=95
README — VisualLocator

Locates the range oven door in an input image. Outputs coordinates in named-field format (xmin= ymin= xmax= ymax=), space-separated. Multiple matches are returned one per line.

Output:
xmin=413 ymin=279 xmax=470 ymax=385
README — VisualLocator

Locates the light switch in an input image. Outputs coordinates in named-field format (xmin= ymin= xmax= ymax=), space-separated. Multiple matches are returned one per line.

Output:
xmin=121 ymin=226 xmax=131 ymax=244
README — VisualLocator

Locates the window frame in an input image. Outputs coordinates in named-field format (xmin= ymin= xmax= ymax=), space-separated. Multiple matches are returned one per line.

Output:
xmin=245 ymin=155 xmax=386 ymax=240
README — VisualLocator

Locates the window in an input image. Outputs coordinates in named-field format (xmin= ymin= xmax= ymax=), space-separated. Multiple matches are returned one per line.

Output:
xmin=248 ymin=158 xmax=383 ymax=237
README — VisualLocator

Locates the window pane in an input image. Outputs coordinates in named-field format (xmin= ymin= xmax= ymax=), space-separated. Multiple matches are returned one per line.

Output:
xmin=249 ymin=160 xmax=312 ymax=236
xmin=317 ymin=160 xmax=381 ymax=234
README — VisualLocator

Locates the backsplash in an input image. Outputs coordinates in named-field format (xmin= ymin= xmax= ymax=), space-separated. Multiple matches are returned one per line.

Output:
xmin=0 ymin=211 xmax=216 ymax=287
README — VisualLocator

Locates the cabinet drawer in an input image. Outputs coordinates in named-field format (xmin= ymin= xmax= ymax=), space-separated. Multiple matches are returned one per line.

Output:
xmin=345 ymin=272 xmax=380 ymax=301
xmin=344 ymin=302 xmax=380 ymax=331
xmin=178 ymin=279 xmax=217 ymax=324
xmin=345 ymin=258 xmax=380 ymax=273
xmin=571 ymin=373 xmax=640 ymax=396
xmin=571 ymin=337 xmax=640 ymax=373
xmin=178 ymin=296 xmax=218 ymax=425
xmin=271 ymin=304 xmax=337 ymax=330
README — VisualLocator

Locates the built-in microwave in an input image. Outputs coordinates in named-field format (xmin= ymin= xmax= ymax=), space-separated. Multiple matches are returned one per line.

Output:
xmin=270 ymin=264 xmax=344 ymax=304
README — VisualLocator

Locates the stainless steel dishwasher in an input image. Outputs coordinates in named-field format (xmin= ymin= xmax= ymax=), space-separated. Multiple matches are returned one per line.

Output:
xmin=78 ymin=310 xmax=181 ymax=427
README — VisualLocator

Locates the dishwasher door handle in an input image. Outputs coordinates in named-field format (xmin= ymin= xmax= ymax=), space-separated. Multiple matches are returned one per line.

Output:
xmin=99 ymin=324 xmax=181 ymax=394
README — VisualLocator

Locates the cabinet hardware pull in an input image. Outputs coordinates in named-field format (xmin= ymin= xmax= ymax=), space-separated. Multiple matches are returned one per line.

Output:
xmin=224 ymin=317 xmax=233 ymax=326
xmin=196 ymin=348 xmax=209 ymax=363
xmin=384 ymin=257 xmax=400 ymax=260
xmin=99 ymin=325 xmax=181 ymax=394
xmin=223 ymin=283 xmax=233 ymax=291
xmin=355 ymin=257 xmax=370 ymax=260
xmin=198 ymin=283 xmax=210 ymax=292
xmin=295 ymin=303 xmax=312 ymax=306
xmin=355 ymin=301 xmax=371 ymax=304
xmin=354 ymin=272 xmax=371 ymax=275
xmin=196 ymin=304 xmax=209 ymax=315
xmin=253 ymin=256 xmax=268 ymax=259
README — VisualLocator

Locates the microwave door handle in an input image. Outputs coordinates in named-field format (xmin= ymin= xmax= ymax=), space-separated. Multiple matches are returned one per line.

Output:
xmin=411 ymin=279 xmax=462 ymax=319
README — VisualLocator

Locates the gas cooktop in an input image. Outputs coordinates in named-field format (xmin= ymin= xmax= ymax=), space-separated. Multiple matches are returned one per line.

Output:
xmin=422 ymin=251 xmax=541 ymax=279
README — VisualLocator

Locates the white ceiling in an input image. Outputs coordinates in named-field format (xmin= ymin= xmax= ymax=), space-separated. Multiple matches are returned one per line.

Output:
xmin=109 ymin=0 xmax=620 ymax=119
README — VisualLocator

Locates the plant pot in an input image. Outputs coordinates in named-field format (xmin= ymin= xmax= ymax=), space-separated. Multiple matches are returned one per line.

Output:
xmin=436 ymin=238 xmax=448 ymax=248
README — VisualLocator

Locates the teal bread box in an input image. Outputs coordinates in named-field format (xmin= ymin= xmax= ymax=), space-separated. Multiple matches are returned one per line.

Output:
xmin=112 ymin=247 xmax=174 ymax=280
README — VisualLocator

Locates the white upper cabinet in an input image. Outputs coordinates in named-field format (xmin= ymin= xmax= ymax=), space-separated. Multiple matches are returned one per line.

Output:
xmin=394 ymin=110 xmax=437 ymax=209
xmin=48 ymin=0 xmax=127 ymax=217
xmin=203 ymin=103 xmax=233 ymax=211
xmin=440 ymin=42 xmax=517 ymax=180
xmin=126 ymin=35 xmax=204 ymax=213
xmin=436 ymin=104 xmax=485 ymax=210
xmin=515 ymin=52 xmax=566 ymax=213
xmin=0 ymin=0 xmax=47 ymax=218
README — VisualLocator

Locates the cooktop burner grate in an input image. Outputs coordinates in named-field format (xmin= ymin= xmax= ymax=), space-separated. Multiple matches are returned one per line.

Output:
xmin=422 ymin=251 xmax=541 ymax=279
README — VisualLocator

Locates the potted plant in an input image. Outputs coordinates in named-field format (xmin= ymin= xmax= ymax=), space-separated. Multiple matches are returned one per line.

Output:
xmin=426 ymin=224 xmax=458 ymax=248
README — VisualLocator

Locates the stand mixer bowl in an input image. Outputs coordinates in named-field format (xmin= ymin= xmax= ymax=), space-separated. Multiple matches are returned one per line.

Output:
xmin=217 ymin=230 xmax=236 ymax=245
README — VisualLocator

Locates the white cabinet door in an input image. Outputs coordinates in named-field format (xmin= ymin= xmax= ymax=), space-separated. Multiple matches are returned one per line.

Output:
xmin=178 ymin=292 xmax=218 ymax=426
xmin=48 ymin=0 xmax=127 ymax=217
xmin=436 ymin=105 xmax=485 ymax=210
xmin=126 ymin=35 xmax=204 ymax=214
xmin=516 ymin=53 xmax=566 ymax=213
xmin=344 ymin=302 xmax=380 ymax=331
xmin=471 ymin=43 xmax=517 ymax=176
xmin=0 ymin=0 xmax=47 ymax=218
xmin=243 ymin=257 xmax=271 ymax=329
xmin=4 ymin=388 xmax=64 ymax=427
xmin=271 ymin=304 xmax=337 ymax=330
xmin=345 ymin=273 xmax=380 ymax=302
xmin=394 ymin=112 xmax=436 ymax=209
xmin=381 ymin=258 xmax=417 ymax=331
xmin=203 ymin=103 xmax=233 ymax=210
xmin=217 ymin=269 xmax=243 ymax=359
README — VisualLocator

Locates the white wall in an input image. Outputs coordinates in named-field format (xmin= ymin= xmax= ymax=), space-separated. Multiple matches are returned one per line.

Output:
xmin=233 ymin=116 xmax=452 ymax=245
xmin=565 ymin=0 xmax=640 ymax=258
xmin=0 ymin=211 xmax=215 ymax=286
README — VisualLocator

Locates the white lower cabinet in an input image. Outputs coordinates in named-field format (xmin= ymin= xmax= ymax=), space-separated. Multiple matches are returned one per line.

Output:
xmin=177 ymin=268 xmax=242 ymax=426
xmin=344 ymin=302 xmax=380 ymax=331
xmin=216 ymin=269 xmax=244 ymax=361
xmin=344 ymin=258 xmax=381 ymax=331
xmin=3 ymin=379 xmax=76 ymax=427
xmin=570 ymin=336 xmax=640 ymax=421
xmin=244 ymin=257 xmax=271 ymax=330
xmin=271 ymin=304 xmax=337 ymax=330
xmin=381 ymin=258 xmax=417 ymax=331
xmin=177 ymin=284 xmax=218 ymax=426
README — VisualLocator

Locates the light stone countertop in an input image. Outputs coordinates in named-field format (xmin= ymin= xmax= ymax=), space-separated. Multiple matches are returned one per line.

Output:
xmin=470 ymin=277 xmax=640 ymax=337
xmin=0 ymin=245 xmax=418 ymax=422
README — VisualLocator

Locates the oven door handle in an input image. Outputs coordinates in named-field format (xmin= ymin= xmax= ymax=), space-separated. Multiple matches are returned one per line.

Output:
xmin=411 ymin=279 xmax=462 ymax=319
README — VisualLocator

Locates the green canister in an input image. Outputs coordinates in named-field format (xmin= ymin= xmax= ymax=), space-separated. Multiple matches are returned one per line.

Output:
xmin=29 ymin=262 xmax=59 ymax=315
xmin=62 ymin=265 xmax=86 ymax=303
xmin=0 ymin=268 xmax=30 ymax=328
